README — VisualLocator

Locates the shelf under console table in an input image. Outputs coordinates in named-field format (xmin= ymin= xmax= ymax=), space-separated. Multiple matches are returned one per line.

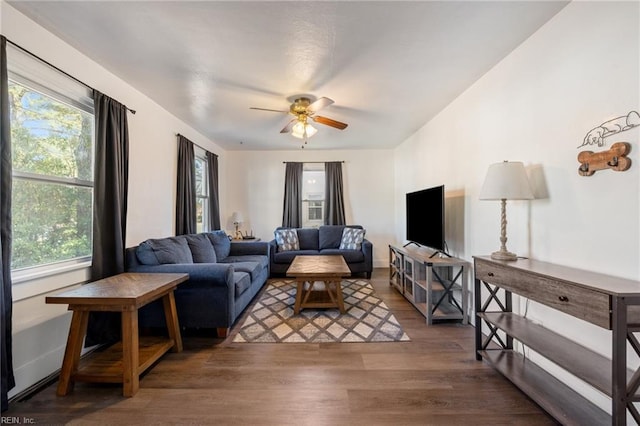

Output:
xmin=389 ymin=245 xmax=468 ymax=325
xmin=474 ymin=255 xmax=640 ymax=425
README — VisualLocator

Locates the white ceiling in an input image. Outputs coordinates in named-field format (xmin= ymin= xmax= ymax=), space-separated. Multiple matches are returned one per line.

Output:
xmin=8 ymin=1 xmax=568 ymax=151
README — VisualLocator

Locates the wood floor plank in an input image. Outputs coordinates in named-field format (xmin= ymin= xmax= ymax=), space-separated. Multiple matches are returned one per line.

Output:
xmin=6 ymin=268 xmax=556 ymax=425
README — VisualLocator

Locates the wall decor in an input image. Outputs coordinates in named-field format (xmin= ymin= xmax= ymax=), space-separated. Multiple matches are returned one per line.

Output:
xmin=579 ymin=110 xmax=640 ymax=148
xmin=577 ymin=142 xmax=631 ymax=176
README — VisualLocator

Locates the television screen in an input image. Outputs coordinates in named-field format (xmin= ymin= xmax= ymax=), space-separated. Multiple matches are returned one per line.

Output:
xmin=406 ymin=185 xmax=445 ymax=251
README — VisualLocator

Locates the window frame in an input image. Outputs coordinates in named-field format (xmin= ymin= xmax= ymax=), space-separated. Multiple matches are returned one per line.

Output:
xmin=7 ymin=45 xmax=95 ymax=287
xmin=301 ymin=164 xmax=326 ymax=228
xmin=194 ymin=147 xmax=210 ymax=233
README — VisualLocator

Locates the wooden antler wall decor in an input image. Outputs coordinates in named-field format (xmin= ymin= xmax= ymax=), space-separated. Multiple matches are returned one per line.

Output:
xmin=577 ymin=142 xmax=631 ymax=176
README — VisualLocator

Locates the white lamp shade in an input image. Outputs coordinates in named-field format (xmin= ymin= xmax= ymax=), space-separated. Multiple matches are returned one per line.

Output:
xmin=231 ymin=211 xmax=244 ymax=223
xmin=291 ymin=122 xmax=317 ymax=139
xmin=479 ymin=161 xmax=534 ymax=200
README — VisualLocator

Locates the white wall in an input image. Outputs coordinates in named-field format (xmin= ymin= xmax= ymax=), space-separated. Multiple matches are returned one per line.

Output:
xmin=1 ymin=1 xmax=227 ymax=399
xmin=225 ymin=149 xmax=395 ymax=267
xmin=3 ymin=0 xmax=639 ymax=412
xmin=394 ymin=1 xmax=639 ymax=413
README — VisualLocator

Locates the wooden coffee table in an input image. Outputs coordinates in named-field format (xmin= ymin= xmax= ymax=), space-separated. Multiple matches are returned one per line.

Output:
xmin=46 ymin=272 xmax=188 ymax=397
xmin=286 ymin=255 xmax=351 ymax=314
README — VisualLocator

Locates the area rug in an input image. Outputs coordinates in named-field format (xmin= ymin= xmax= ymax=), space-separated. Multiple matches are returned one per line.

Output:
xmin=233 ymin=279 xmax=410 ymax=343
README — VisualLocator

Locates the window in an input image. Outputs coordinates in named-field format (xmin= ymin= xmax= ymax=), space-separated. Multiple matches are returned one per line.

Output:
xmin=302 ymin=164 xmax=325 ymax=228
xmin=8 ymin=45 xmax=95 ymax=277
xmin=194 ymin=148 xmax=210 ymax=233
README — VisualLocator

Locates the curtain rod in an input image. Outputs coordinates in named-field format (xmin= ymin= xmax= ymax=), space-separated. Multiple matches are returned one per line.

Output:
xmin=176 ymin=133 xmax=217 ymax=156
xmin=5 ymin=37 xmax=136 ymax=114
xmin=282 ymin=161 xmax=344 ymax=164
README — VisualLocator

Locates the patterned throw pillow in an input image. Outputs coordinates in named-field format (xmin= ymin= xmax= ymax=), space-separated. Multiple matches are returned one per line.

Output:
xmin=339 ymin=228 xmax=365 ymax=250
xmin=274 ymin=229 xmax=300 ymax=252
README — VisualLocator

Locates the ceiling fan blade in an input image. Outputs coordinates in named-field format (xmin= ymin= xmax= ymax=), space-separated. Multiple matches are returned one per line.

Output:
xmin=280 ymin=119 xmax=297 ymax=133
xmin=307 ymin=97 xmax=334 ymax=114
xmin=312 ymin=115 xmax=348 ymax=130
xmin=250 ymin=107 xmax=288 ymax=113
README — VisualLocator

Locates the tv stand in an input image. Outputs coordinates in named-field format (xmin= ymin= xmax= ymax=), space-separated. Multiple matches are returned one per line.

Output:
xmin=389 ymin=245 xmax=468 ymax=325
xmin=429 ymin=250 xmax=451 ymax=258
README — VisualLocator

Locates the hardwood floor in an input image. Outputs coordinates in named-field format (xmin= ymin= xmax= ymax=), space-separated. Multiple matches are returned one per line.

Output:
xmin=6 ymin=269 xmax=555 ymax=425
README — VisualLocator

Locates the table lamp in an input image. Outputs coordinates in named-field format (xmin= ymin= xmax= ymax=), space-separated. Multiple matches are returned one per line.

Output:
xmin=231 ymin=211 xmax=244 ymax=239
xmin=479 ymin=161 xmax=534 ymax=261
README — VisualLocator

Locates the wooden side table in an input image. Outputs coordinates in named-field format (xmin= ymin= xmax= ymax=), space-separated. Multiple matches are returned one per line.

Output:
xmin=46 ymin=272 xmax=188 ymax=397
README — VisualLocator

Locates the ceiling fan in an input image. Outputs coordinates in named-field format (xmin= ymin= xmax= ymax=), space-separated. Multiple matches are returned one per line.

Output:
xmin=250 ymin=97 xmax=348 ymax=141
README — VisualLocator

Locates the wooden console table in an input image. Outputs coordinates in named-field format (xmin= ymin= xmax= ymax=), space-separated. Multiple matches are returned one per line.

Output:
xmin=389 ymin=245 xmax=468 ymax=324
xmin=46 ymin=272 xmax=188 ymax=397
xmin=474 ymin=255 xmax=640 ymax=425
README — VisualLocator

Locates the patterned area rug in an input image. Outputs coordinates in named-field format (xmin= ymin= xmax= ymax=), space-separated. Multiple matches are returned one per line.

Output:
xmin=233 ymin=279 xmax=410 ymax=343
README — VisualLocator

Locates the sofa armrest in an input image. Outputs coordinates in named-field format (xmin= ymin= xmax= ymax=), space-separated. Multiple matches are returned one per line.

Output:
xmin=362 ymin=239 xmax=373 ymax=268
xmin=128 ymin=263 xmax=234 ymax=288
xmin=268 ymin=239 xmax=278 ymax=255
xmin=229 ymin=241 xmax=270 ymax=257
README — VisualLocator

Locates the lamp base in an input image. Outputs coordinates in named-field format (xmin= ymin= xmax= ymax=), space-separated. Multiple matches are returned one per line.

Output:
xmin=490 ymin=249 xmax=518 ymax=261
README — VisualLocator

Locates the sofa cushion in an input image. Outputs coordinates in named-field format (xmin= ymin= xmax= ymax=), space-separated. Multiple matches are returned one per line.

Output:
xmin=274 ymin=228 xmax=300 ymax=252
xmin=223 ymin=254 xmax=269 ymax=270
xmin=273 ymin=250 xmax=319 ymax=264
xmin=136 ymin=236 xmax=193 ymax=265
xmin=296 ymin=228 xmax=319 ymax=250
xmin=320 ymin=249 xmax=365 ymax=263
xmin=233 ymin=272 xmax=252 ymax=298
xmin=207 ymin=230 xmax=231 ymax=261
xmin=135 ymin=241 xmax=160 ymax=265
xmin=184 ymin=233 xmax=217 ymax=263
xmin=224 ymin=261 xmax=261 ymax=282
xmin=318 ymin=225 xmax=346 ymax=249
xmin=339 ymin=227 xmax=365 ymax=250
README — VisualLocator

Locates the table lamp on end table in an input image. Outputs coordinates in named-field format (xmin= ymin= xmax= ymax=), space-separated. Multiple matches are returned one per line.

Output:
xmin=231 ymin=211 xmax=244 ymax=240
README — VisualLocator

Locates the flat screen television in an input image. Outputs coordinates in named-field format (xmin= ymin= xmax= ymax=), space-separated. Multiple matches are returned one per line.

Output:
xmin=406 ymin=185 xmax=445 ymax=252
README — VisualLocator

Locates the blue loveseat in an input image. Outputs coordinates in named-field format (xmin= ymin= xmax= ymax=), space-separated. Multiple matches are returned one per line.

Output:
xmin=269 ymin=225 xmax=373 ymax=278
xmin=125 ymin=230 xmax=269 ymax=337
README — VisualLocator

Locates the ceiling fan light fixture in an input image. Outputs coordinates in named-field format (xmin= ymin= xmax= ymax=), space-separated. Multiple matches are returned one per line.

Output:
xmin=291 ymin=121 xmax=317 ymax=139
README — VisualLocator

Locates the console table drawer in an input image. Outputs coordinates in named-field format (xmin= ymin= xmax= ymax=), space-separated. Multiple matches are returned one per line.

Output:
xmin=476 ymin=261 xmax=610 ymax=328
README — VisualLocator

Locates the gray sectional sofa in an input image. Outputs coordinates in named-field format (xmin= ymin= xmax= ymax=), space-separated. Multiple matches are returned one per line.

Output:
xmin=269 ymin=225 xmax=373 ymax=278
xmin=125 ymin=230 xmax=269 ymax=337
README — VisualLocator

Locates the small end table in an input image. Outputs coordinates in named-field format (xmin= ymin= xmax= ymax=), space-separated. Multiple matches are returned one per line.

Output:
xmin=46 ymin=272 xmax=188 ymax=397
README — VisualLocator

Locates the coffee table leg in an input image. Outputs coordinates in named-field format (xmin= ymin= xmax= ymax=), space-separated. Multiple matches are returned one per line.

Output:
xmin=121 ymin=309 xmax=139 ymax=397
xmin=57 ymin=310 xmax=89 ymax=396
xmin=162 ymin=291 xmax=183 ymax=352
xmin=333 ymin=280 xmax=346 ymax=314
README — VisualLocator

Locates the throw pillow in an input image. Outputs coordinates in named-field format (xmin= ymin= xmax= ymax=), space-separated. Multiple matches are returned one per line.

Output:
xmin=139 ymin=236 xmax=194 ymax=265
xmin=185 ymin=233 xmax=217 ymax=263
xmin=274 ymin=229 xmax=300 ymax=252
xmin=207 ymin=230 xmax=231 ymax=261
xmin=135 ymin=241 xmax=160 ymax=265
xmin=339 ymin=227 xmax=365 ymax=250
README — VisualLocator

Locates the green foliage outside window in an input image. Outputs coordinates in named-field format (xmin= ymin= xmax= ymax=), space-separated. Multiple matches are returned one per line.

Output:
xmin=9 ymin=81 xmax=94 ymax=271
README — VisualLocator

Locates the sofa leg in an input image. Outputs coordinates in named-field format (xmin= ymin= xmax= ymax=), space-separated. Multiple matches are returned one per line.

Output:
xmin=216 ymin=327 xmax=229 ymax=338
xmin=366 ymin=272 xmax=372 ymax=279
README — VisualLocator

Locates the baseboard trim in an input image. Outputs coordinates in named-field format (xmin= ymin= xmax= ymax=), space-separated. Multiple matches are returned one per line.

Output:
xmin=8 ymin=344 xmax=104 ymax=404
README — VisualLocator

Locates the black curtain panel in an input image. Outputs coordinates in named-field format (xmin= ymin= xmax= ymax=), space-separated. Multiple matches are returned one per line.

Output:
xmin=206 ymin=151 xmax=221 ymax=230
xmin=91 ymin=91 xmax=129 ymax=281
xmin=324 ymin=161 xmax=346 ymax=225
xmin=0 ymin=35 xmax=15 ymax=413
xmin=85 ymin=90 xmax=130 ymax=347
xmin=176 ymin=135 xmax=196 ymax=235
xmin=282 ymin=162 xmax=302 ymax=228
